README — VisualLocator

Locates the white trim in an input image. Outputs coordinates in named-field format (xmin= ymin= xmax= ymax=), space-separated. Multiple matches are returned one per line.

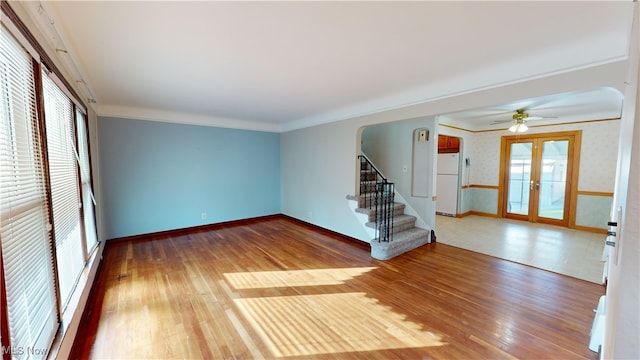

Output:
xmin=48 ymin=243 xmax=104 ymax=359
xmin=98 ymin=104 xmax=282 ymax=133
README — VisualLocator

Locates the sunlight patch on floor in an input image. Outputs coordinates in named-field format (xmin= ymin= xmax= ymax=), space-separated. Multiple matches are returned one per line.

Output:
xmin=234 ymin=292 xmax=446 ymax=357
xmin=224 ymin=267 xmax=377 ymax=289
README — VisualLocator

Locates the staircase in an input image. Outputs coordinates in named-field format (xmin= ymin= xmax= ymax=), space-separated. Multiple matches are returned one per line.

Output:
xmin=347 ymin=155 xmax=431 ymax=260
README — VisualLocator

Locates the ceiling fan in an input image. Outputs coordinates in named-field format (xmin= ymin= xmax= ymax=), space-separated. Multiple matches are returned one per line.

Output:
xmin=491 ymin=109 xmax=556 ymax=133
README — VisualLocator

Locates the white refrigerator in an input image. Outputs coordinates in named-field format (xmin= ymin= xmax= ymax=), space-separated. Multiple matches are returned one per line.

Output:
xmin=436 ymin=153 xmax=459 ymax=216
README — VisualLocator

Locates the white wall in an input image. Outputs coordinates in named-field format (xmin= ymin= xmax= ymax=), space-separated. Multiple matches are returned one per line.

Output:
xmin=360 ymin=116 xmax=437 ymax=230
xmin=603 ymin=4 xmax=640 ymax=358
xmin=281 ymin=120 xmax=371 ymax=240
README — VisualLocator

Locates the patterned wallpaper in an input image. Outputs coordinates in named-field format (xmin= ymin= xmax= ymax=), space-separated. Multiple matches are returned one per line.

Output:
xmin=577 ymin=121 xmax=620 ymax=191
xmin=466 ymin=132 xmax=502 ymax=186
xmin=439 ymin=119 xmax=620 ymax=227
xmin=460 ymin=119 xmax=620 ymax=191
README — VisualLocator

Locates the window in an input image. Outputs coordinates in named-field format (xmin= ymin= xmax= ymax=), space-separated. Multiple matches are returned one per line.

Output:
xmin=1 ymin=3 xmax=99 ymax=356
xmin=0 ymin=24 xmax=59 ymax=356
xmin=42 ymin=71 xmax=85 ymax=310
xmin=76 ymin=110 xmax=98 ymax=255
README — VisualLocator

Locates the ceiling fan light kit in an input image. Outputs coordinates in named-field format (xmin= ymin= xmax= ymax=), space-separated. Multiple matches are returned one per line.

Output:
xmin=489 ymin=109 xmax=537 ymax=132
xmin=509 ymin=110 xmax=529 ymax=132
xmin=509 ymin=122 xmax=528 ymax=133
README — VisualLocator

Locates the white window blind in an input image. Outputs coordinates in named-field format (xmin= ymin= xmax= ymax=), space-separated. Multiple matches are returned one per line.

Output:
xmin=0 ymin=25 xmax=58 ymax=357
xmin=41 ymin=71 xmax=84 ymax=310
xmin=76 ymin=110 xmax=97 ymax=255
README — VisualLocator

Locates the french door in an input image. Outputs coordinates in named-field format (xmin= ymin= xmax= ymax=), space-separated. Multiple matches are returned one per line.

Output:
xmin=500 ymin=131 xmax=580 ymax=227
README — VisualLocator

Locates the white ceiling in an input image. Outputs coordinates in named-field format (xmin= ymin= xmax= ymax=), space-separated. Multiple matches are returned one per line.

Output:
xmin=23 ymin=1 xmax=634 ymax=132
xmin=438 ymin=86 xmax=625 ymax=131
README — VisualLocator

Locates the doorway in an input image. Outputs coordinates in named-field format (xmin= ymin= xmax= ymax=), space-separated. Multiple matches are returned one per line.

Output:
xmin=499 ymin=131 xmax=581 ymax=227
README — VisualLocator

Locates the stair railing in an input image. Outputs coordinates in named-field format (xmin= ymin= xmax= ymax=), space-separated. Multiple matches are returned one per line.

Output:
xmin=358 ymin=155 xmax=394 ymax=242
xmin=375 ymin=182 xmax=395 ymax=243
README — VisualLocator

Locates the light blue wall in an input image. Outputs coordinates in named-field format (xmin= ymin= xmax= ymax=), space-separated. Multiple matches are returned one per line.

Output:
xmin=576 ymin=194 xmax=612 ymax=229
xmin=470 ymin=187 xmax=498 ymax=215
xmin=460 ymin=187 xmax=472 ymax=214
xmin=98 ymin=117 xmax=281 ymax=239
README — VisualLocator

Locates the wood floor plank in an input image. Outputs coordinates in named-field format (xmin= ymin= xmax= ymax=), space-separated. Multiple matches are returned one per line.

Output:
xmin=70 ymin=216 xmax=603 ymax=359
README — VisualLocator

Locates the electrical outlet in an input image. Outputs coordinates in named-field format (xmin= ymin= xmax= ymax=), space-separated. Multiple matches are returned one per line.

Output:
xmin=402 ymin=165 xmax=408 ymax=173
xmin=201 ymin=212 xmax=207 ymax=220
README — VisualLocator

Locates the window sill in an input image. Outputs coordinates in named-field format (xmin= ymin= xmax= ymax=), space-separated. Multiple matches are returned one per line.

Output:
xmin=47 ymin=242 xmax=104 ymax=360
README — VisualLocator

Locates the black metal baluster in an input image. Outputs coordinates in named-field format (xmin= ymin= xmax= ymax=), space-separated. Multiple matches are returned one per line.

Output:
xmin=375 ymin=183 xmax=380 ymax=241
xmin=389 ymin=183 xmax=396 ymax=242
xmin=358 ymin=155 xmax=395 ymax=243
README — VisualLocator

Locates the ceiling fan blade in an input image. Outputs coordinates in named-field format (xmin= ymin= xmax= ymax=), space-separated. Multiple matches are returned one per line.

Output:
xmin=521 ymin=88 xmax=612 ymax=112
xmin=473 ymin=110 xmax=514 ymax=119
xmin=522 ymin=96 xmax=559 ymax=111
xmin=524 ymin=115 xmax=558 ymax=121
xmin=520 ymin=88 xmax=597 ymax=111
xmin=489 ymin=114 xmax=557 ymax=126
xmin=490 ymin=119 xmax=514 ymax=125
xmin=530 ymin=103 xmax=591 ymax=112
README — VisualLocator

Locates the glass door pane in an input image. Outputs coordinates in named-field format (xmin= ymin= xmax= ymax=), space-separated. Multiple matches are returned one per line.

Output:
xmin=538 ymin=140 xmax=569 ymax=220
xmin=507 ymin=142 xmax=532 ymax=216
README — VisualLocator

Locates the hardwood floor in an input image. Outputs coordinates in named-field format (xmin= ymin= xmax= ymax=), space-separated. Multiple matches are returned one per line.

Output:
xmin=71 ymin=216 xmax=604 ymax=359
